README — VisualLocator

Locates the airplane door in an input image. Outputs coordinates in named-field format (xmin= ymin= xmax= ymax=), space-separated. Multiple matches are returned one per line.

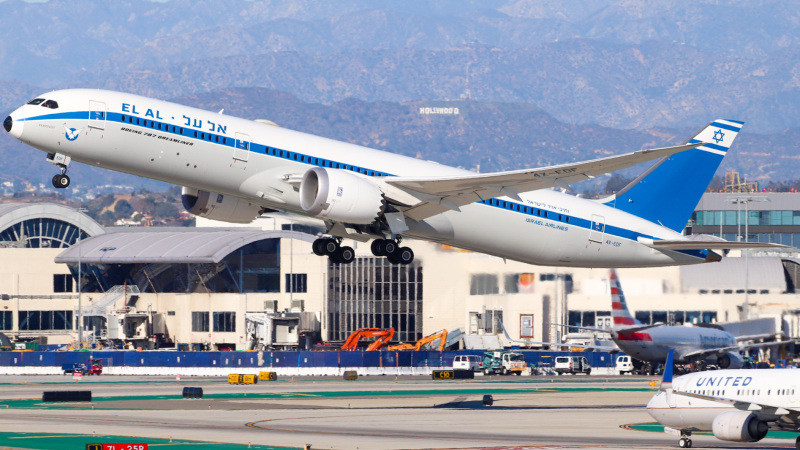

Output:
xmin=88 ymin=101 xmax=106 ymax=130
xmin=589 ymin=215 xmax=605 ymax=243
xmin=233 ymin=132 xmax=250 ymax=163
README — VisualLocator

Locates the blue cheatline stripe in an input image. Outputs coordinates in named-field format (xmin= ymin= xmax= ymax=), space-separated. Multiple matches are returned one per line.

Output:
xmin=710 ymin=122 xmax=741 ymax=132
xmin=689 ymin=139 xmax=731 ymax=152
xmin=24 ymin=109 xmax=703 ymax=259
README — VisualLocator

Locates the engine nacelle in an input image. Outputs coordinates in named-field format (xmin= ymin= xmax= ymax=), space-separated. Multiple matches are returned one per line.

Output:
xmin=299 ymin=167 xmax=385 ymax=224
xmin=181 ymin=187 xmax=265 ymax=224
xmin=716 ymin=352 xmax=744 ymax=369
xmin=712 ymin=411 xmax=768 ymax=442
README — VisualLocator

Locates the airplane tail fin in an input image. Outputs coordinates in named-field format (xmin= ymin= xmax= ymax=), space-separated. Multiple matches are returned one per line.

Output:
xmin=603 ymin=120 xmax=744 ymax=232
xmin=610 ymin=269 xmax=642 ymax=327
xmin=660 ymin=349 xmax=675 ymax=391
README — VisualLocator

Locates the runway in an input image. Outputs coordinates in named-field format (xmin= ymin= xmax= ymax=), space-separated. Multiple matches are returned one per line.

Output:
xmin=0 ymin=374 xmax=794 ymax=449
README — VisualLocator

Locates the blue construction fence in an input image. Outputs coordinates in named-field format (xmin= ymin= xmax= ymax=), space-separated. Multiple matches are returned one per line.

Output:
xmin=0 ymin=350 xmax=621 ymax=369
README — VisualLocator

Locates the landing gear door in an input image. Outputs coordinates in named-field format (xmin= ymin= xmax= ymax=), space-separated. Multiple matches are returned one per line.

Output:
xmin=233 ymin=132 xmax=250 ymax=162
xmin=88 ymin=101 xmax=106 ymax=130
xmin=589 ymin=215 xmax=605 ymax=243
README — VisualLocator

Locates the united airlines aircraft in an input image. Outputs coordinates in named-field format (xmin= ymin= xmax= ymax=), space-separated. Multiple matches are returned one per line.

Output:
xmin=647 ymin=350 xmax=800 ymax=448
xmin=2 ymin=89 xmax=778 ymax=266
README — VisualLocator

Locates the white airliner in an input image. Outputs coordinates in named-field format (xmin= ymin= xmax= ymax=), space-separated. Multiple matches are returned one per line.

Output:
xmin=647 ymin=349 xmax=800 ymax=449
xmin=2 ymin=89 xmax=778 ymax=266
xmin=506 ymin=269 xmax=786 ymax=370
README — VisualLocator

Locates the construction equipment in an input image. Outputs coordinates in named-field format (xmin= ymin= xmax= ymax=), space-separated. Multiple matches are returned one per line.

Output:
xmin=387 ymin=329 xmax=449 ymax=351
xmin=341 ymin=328 xmax=395 ymax=351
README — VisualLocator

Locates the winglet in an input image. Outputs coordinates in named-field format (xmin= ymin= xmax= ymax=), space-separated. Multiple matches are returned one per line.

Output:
xmin=660 ymin=349 xmax=674 ymax=391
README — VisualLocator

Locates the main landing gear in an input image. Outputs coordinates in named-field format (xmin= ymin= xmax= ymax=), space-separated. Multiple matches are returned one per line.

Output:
xmin=678 ymin=430 xmax=692 ymax=448
xmin=370 ymin=238 xmax=414 ymax=265
xmin=312 ymin=238 xmax=355 ymax=264
xmin=311 ymin=237 xmax=415 ymax=265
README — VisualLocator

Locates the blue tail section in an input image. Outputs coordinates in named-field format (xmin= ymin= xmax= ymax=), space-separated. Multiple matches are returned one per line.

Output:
xmin=661 ymin=349 xmax=674 ymax=388
xmin=603 ymin=120 xmax=744 ymax=232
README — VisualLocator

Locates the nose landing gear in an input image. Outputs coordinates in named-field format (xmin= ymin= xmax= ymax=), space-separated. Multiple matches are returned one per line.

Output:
xmin=46 ymin=152 xmax=72 ymax=189
xmin=52 ymin=173 xmax=70 ymax=189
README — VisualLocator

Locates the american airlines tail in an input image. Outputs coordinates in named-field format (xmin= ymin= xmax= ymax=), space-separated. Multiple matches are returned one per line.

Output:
xmin=603 ymin=120 xmax=743 ymax=232
xmin=610 ymin=269 xmax=642 ymax=327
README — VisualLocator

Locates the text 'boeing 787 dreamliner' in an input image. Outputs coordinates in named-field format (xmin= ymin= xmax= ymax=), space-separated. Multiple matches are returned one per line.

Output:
xmin=2 ymin=89 xmax=781 ymax=267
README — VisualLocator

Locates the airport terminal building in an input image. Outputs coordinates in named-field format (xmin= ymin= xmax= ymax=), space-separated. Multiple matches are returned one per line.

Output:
xmin=2 ymin=195 xmax=800 ymax=353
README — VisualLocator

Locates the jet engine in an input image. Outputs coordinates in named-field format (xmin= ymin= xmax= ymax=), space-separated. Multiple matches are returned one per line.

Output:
xmin=716 ymin=352 xmax=744 ymax=369
xmin=181 ymin=187 xmax=265 ymax=223
xmin=711 ymin=411 xmax=768 ymax=442
xmin=299 ymin=167 xmax=385 ymax=224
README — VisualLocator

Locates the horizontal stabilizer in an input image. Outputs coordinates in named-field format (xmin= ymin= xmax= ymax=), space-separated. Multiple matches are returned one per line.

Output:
xmin=637 ymin=237 xmax=786 ymax=251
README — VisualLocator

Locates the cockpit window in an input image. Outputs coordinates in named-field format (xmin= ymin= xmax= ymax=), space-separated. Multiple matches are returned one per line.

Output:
xmin=27 ymin=98 xmax=45 ymax=105
xmin=42 ymin=100 xmax=59 ymax=109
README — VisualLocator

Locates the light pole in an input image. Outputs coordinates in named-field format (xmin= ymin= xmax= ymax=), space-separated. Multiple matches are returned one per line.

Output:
xmin=76 ymin=207 xmax=87 ymax=347
xmin=727 ymin=196 xmax=769 ymax=320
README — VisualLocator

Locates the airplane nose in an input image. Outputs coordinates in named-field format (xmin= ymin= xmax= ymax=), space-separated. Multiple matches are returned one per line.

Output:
xmin=3 ymin=116 xmax=10 ymax=133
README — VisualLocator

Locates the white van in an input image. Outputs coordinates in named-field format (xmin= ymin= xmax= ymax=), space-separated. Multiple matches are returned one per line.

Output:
xmin=453 ymin=355 xmax=483 ymax=372
xmin=554 ymin=356 xmax=591 ymax=375
xmin=616 ymin=355 xmax=634 ymax=374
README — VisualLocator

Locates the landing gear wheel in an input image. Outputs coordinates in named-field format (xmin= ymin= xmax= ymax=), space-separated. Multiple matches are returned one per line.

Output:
xmin=371 ymin=239 xmax=387 ymax=257
xmin=323 ymin=239 xmax=339 ymax=255
xmin=336 ymin=246 xmax=355 ymax=264
xmin=312 ymin=239 xmax=327 ymax=256
xmin=383 ymin=240 xmax=399 ymax=256
xmin=396 ymin=247 xmax=414 ymax=265
xmin=52 ymin=174 xmax=70 ymax=189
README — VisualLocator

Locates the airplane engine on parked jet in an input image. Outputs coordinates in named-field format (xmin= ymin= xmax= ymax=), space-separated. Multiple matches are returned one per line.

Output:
xmin=299 ymin=167 xmax=385 ymax=224
xmin=712 ymin=411 xmax=768 ymax=442
xmin=181 ymin=187 xmax=265 ymax=223
xmin=716 ymin=352 xmax=744 ymax=369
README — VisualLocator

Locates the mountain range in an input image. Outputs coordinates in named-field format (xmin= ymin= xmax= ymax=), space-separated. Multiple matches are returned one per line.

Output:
xmin=1 ymin=0 xmax=799 ymax=193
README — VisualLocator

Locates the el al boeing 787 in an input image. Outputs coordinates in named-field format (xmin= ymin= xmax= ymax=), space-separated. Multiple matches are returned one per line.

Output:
xmin=2 ymin=89 xmax=779 ymax=266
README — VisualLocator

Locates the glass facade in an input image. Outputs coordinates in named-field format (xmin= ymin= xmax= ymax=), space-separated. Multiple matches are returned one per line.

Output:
xmin=74 ymin=239 xmax=281 ymax=293
xmin=327 ymin=257 xmax=423 ymax=343
xmin=0 ymin=217 xmax=88 ymax=248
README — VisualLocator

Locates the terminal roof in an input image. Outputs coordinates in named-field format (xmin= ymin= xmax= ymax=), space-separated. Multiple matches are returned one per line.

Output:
xmin=54 ymin=229 xmax=314 ymax=264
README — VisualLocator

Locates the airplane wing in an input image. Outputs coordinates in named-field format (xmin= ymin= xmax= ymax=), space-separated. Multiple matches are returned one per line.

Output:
xmin=382 ymin=142 xmax=704 ymax=221
xmin=500 ymin=320 xmax=619 ymax=351
xmin=681 ymin=340 xmax=798 ymax=360
xmin=549 ymin=322 xmax=663 ymax=334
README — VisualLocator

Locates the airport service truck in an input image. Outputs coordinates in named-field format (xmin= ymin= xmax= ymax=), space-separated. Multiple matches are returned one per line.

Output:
xmin=482 ymin=351 xmax=526 ymax=375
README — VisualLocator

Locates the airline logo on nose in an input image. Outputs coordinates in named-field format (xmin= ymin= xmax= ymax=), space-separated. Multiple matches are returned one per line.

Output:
xmin=64 ymin=126 xmax=83 ymax=141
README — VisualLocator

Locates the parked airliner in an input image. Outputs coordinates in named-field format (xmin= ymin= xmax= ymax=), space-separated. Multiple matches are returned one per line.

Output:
xmin=647 ymin=349 xmax=800 ymax=448
xmin=508 ymin=269 xmax=786 ymax=370
xmin=3 ymin=89 xmax=778 ymax=266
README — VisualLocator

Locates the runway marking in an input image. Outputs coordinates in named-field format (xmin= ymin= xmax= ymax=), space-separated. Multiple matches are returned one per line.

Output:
xmin=0 ymin=432 xmax=289 ymax=449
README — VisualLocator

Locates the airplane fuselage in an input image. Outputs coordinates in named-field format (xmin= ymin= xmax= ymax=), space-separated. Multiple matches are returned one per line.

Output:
xmin=614 ymin=326 xmax=736 ymax=364
xmin=648 ymin=369 xmax=800 ymax=431
xmin=6 ymin=89 xmax=707 ymax=267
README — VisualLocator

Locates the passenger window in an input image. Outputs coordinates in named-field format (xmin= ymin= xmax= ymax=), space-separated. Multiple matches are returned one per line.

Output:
xmin=27 ymin=98 xmax=45 ymax=105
